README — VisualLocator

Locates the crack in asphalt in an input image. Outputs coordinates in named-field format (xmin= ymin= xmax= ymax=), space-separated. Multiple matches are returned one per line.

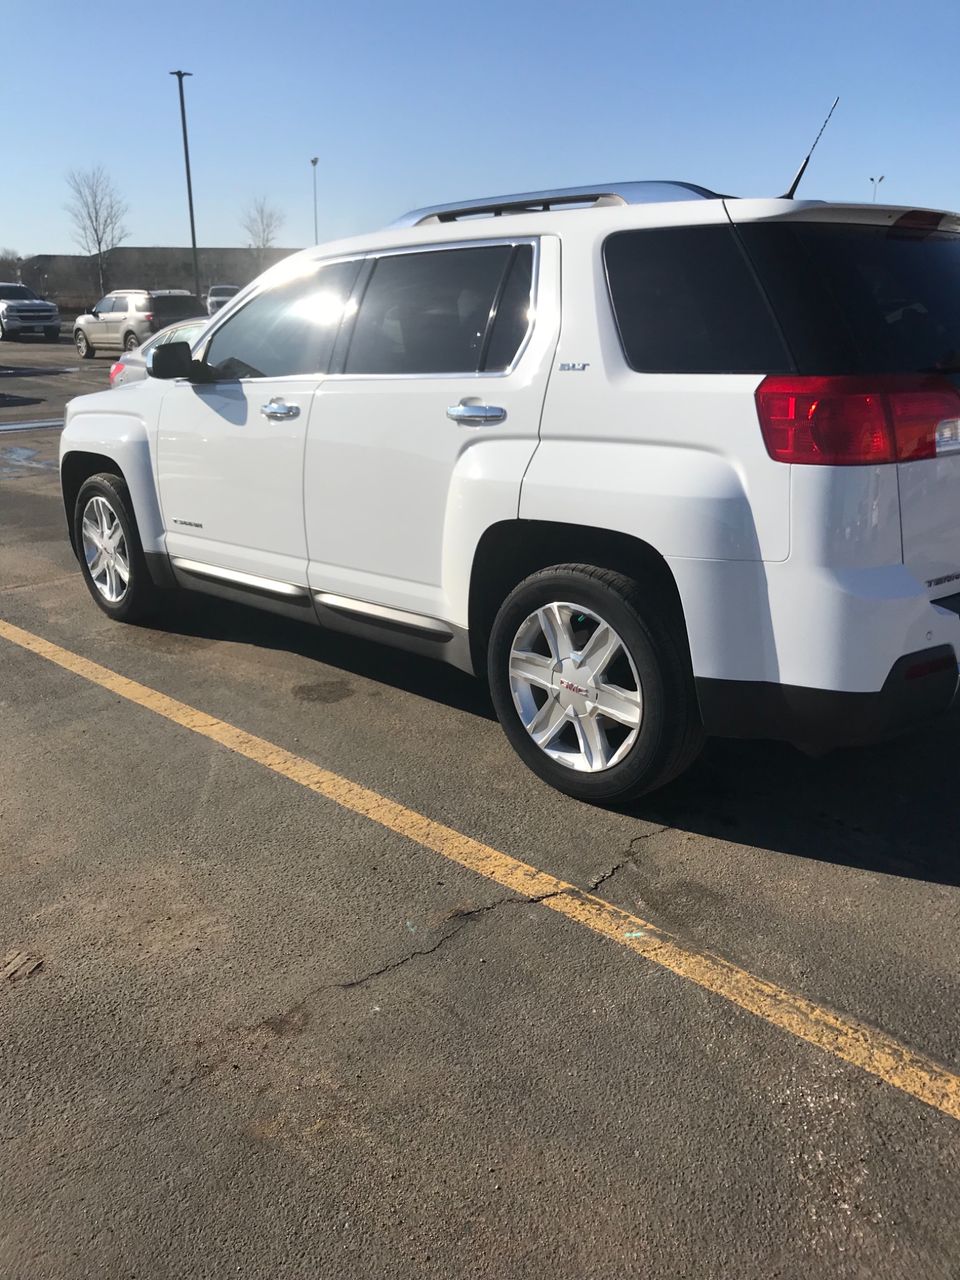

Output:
xmin=337 ymin=825 xmax=672 ymax=991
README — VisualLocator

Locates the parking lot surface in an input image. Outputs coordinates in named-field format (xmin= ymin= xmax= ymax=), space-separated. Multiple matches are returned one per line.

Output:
xmin=2 ymin=412 xmax=960 ymax=1276
xmin=0 ymin=331 xmax=110 ymax=428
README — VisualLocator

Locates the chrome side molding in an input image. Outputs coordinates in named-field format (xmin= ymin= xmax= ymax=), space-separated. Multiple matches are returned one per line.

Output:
xmin=170 ymin=557 xmax=309 ymax=598
xmin=314 ymin=591 xmax=453 ymax=638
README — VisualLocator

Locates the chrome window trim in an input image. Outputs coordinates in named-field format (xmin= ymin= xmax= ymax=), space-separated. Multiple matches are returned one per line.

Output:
xmin=334 ymin=236 xmax=539 ymax=381
xmin=195 ymin=237 xmax=539 ymax=382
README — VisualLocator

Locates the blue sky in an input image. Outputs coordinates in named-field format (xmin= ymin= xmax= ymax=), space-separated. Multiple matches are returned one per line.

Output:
xmin=4 ymin=0 xmax=959 ymax=255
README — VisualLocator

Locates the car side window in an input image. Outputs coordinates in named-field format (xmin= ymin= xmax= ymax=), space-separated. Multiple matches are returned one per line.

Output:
xmin=203 ymin=259 xmax=361 ymax=380
xmin=482 ymin=246 xmax=534 ymax=371
xmin=111 ymin=296 xmax=129 ymax=314
xmin=344 ymin=245 xmax=515 ymax=376
xmin=94 ymin=297 xmax=113 ymax=314
xmin=135 ymin=298 xmax=151 ymax=312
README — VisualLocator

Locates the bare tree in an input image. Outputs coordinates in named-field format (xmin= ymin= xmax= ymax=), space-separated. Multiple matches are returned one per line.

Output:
xmin=241 ymin=196 xmax=284 ymax=269
xmin=65 ymin=166 xmax=128 ymax=295
xmin=0 ymin=248 xmax=20 ymax=279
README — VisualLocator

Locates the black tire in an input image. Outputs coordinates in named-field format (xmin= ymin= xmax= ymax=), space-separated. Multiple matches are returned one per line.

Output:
xmin=73 ymin=472 xmax=159 ymax=623
xmin=123 ymin=332 xmax=139 ymax=351
xmin=44 ymin=326 xmax=60 ymax=342
xmin=488 ymin=564 xmax=704 ymax=803
xmin=75 ymin=329 xmax=95 ymax=359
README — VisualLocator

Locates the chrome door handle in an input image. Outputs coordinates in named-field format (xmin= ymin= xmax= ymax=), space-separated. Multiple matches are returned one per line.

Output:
xmin=260 ymin=398 xmax=300 ymax=421
xmin=446 ymin=401 xmax=507 ymax=426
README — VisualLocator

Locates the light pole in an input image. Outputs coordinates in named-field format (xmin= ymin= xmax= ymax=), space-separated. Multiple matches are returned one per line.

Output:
xmin=310 ymin=157 xmax=319 ymax=245
xmin=869 ymin=175 xmax=885 ymax=203
xmin=170 ymin=70 xmax=201 ymax=300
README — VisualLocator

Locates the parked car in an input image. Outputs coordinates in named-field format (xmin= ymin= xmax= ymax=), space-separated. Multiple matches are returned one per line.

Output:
xmin=205 ymin=284 xmax=241 ymax=316
xmin=74 ymin=290 xmax=204 ymax=358
xmin=0 ymin=283 xmax=60 ymax=341
xmin=59 ymin=180 xmax=960 ymax=802
xmin=108 ymin=319 xmax=208 ymax=388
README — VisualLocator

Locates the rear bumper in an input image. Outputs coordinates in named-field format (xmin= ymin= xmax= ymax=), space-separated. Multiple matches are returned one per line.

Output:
xmin=696 ymin=646 xmax=959 ymax=751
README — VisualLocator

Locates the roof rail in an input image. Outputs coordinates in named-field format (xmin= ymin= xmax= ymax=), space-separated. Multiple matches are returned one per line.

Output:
xmin=389 ymin=180 xmax=724 ymax=228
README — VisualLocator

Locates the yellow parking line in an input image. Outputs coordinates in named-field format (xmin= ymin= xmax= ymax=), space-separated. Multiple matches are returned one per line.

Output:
xmin=3 ymin=614 xmax=960 ymax=1123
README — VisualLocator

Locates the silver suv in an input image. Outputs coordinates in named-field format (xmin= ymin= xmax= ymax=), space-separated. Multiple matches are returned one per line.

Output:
xmin=74 ymin=289 xmax=204 ymax=358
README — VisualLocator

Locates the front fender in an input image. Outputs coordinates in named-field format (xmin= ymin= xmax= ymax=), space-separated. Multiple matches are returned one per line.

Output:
xmin=60 ymin=389 xmax=166 ymax=556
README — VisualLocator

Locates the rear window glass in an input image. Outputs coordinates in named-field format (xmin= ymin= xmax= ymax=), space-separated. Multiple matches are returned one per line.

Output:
xmin=152 ymin=294 xmax=203 ymax=320
xmin=603 ymin=226 xmax=790 ymax=374
xmin=738 ymin=222 xmax=960 ymax=374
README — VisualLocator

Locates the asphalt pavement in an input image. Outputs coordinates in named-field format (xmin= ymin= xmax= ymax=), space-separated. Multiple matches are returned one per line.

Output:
xmin=2 ymin=382 xmax=960 ymax=1277
xmin=0 ymin=330 xmax=110 ymax=427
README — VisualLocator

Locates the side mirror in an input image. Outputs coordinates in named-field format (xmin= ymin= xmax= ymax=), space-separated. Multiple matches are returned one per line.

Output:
xmin=149 ymin=341 xmax=194 ymax=380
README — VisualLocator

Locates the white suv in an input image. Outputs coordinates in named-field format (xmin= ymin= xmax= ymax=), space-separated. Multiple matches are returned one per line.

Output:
xmin=59 ymin=181 xmax=960 ymax=802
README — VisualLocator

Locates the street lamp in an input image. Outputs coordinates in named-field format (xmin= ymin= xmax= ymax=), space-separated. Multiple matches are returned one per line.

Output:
xmin=869 ymin=175 xmax=885 ymax=203
xmin=170 ymin=70 xmax=201 ymax=300
xmin=310 ymin=157 xmax=319 ymax=245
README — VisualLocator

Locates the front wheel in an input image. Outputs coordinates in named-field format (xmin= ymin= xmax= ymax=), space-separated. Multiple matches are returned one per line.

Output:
xmin=75 ymin=329 xmax=95 ymax=359
xmin=488 ymin=564 xmax=703 ymax=803
xmin=44 ymin=326 xmax=60 ymax=342
xmin=73 ymin=473 xmax=159 ymax=622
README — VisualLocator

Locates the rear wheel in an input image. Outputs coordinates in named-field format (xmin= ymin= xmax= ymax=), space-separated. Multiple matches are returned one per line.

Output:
xmin=73 ymin=473 xmax=159 ymax=622
xmin=75 ymin=329 xmax=94 ymax=359
xmin=488 ymin=564 xmax=703 ymax=803
xmin=123 ymin=331 xmax=139 ymax=351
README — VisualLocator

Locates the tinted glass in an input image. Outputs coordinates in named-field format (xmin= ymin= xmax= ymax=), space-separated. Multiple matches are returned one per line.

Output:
xmin=739 ymin=222 xmax=960 ymax=374
xmin=93 ymin=297 xmax=113 ymax=313
xmin=111 ymin=296 xmax=129 ymax=313
xmin=604 ymin=226 xmax=789 ymax=374
xmin=483 ymin=246 xmax=534 ymax=371
xmin=204 ymin=260 xmax=360 ymax=379
xmin=345 ymin=246 xmax=512 ymax=375
xmin=135 ymin=298 xmax=151 ymax=312
xmin=153 ymin=294 xmax=203 ymax=321
xmin=0 ymin=285 xmax=36 ymax=300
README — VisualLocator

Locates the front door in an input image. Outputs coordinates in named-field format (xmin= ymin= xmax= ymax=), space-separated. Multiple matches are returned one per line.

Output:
xmin=155 ymin=257 xmax=361 ymax=588
xmin=304 ymin=238 xmax=560 ymax=623
xmin=88 ymin=296 xmax=113 ymax=346
xmin=102 ymin=295 xmax=127 ymax=348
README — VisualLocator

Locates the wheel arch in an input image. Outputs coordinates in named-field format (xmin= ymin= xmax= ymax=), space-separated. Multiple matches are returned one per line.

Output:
xmin=61 ymin=451 xmax=129 ymax=552
xmin=468 ymin=519 xmax=689 ymax=675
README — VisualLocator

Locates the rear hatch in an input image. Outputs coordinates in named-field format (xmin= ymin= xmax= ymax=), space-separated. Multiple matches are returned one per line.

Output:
xmin=732 ymin=203 xmax=960 ymax=597
xmin=152 ymin=294 xmax=204 ymax=324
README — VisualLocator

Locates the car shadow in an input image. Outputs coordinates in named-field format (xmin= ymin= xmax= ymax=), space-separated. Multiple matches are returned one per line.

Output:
xmin=159 ymin=591 xmax=495 ymax=721
xmin=629 ymin=713 xmax=960 ymax=888
xmin=158 ymin=591 xmax=960 ymax=888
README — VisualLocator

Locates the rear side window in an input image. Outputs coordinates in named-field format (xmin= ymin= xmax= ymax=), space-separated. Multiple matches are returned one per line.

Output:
xmin=135 ymin=298 xmax=151 ymax=312
xmin=152 ymin=294 xmax=203 ymax=322
xmin=603 ymin=226 xmax=790 ymax=374
xmin=344 ymin=245 xmax=516 ymax=376
xmin=738 ymin=222 xmax=960 ymax=374
xmin=204 ymin=259 xmax=360 ymax=379
xmin=111 ymin=296 xmax=129 ymax=313
xmin=483 ymin=247 xmax=534 ymax=372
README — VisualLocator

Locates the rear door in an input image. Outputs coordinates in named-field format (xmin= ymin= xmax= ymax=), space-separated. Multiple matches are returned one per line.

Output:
xmin=304 ymin=237 xmax=559 ymax=623
xmin=738 ymin=212 xmax=960 ymax=594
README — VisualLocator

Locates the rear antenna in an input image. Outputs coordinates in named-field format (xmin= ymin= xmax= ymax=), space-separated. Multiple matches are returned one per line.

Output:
xmin=781 ymin=96 xmax=840 ymax=199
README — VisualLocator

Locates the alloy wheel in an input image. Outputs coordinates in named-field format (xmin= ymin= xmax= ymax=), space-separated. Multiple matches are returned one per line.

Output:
xmin=81 ymin=495 xmax=130 ymax=604
xmin=508 ymin=602 xmax=643 ymax=772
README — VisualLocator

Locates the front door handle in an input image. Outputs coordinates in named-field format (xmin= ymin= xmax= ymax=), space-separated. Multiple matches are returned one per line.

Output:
xmin=446 ymin=401 xmax=507 ymax=426
xmin=260 ymin=398 xmax=300 ymax=421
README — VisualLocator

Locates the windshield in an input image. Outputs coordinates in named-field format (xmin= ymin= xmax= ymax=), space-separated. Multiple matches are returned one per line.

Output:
xmin=211 ymin=286 xmax=239 ymax=297
xmin=0 ymin=285 xmax=39 ymax=301
xmin=739 ymin=222 xmax=960 ymax=374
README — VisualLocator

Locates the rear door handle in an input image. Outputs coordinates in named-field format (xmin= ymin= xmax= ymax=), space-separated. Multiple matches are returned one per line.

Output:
xmin=260 ymin=398 xmax=300 ymax=421
xmin=446 ymin=401 xmax=507 ymax=426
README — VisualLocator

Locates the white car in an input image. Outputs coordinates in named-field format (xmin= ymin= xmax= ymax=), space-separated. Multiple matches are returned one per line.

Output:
xmin=205 ymin=284 xmax=241 ymax=316
xmin=108 ymin=319 xmax=208 ymax=388
xmin=58 ymin=181 xmax=960 ymax=802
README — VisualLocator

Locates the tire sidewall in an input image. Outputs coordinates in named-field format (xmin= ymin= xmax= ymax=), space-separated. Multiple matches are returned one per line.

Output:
xmin=73 ymin=474 xmax=149 ymax=622
xmin=75 ymin=330 xmax=88 ymax=357
xmin=488 ymin=570 xmax=678 ymax=803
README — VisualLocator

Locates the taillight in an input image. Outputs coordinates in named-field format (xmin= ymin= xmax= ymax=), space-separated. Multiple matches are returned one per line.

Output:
xmin=108 ymin=361 xmax=123 ymax=385
xmin=755 ymin=374 xmax=960 ymax=465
